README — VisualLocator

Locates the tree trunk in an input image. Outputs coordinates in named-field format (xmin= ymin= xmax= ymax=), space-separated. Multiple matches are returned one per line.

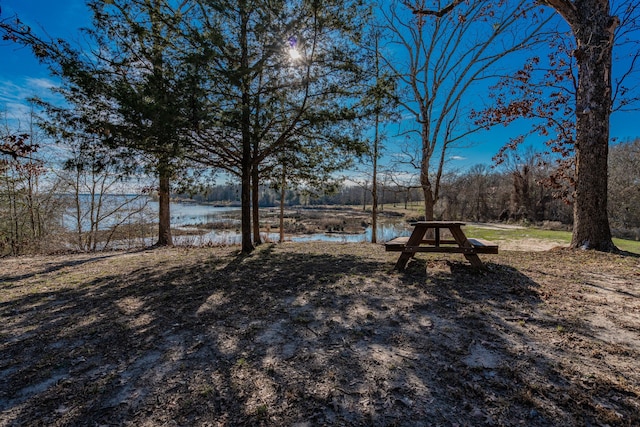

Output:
xmin=362 ymin=181 xmax=368 ymax=211
xmin=240 ymin=161 xmax=252 ymax=252
xmin=251 ymin=163 xmax=262 ymax=245
xmin=279 ymin=163 xmax=286 ymax=244
xmin=239 ymin=3 xmax=253 ymax=254
xmin=73 ymin=170 xmax=83 ymax=251
xmin=421 ymin=160 xmax=435 ymax=221
xmin=567 ymin=3 xmax=617 ymax=251
xmin=419 ymin=116 xmax=436 ymax=221
xmin=252 ymin=60 xmax=263 ymax=247
xmin=156 ymin=170 xmax=173 ymax=246
xmin=371 ymin=112 xmax=379 ymax=244
xmin=371 ymin=180 xmax=378 ymax=243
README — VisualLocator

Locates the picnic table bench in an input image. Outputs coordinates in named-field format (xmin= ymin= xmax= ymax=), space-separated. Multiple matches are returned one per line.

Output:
xmin=385 ymin=221 xmax=498 ymax=271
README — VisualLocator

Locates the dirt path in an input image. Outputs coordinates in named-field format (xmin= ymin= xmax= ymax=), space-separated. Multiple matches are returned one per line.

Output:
xmin=498 ymin=237 xmax=565 ymax=251
xmin=1 ymin=244 xmax=638 ymax=426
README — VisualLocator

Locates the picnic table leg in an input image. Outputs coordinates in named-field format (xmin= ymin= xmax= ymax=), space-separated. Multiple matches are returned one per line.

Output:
xmin=448 ymin=226 xmax=485 ymax=269
xmin=394 ymin=252 xmax=413 ymax=271
xmin=464 ymin=253 xmax=485 ymax=269
xmin=394 ymin=225 xmax=427 ymax=271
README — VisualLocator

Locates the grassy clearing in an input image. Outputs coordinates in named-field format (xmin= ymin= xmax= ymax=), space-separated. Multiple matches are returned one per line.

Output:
xmin=465 ymin=225 xmax=573 ymax=243
xmin=463 ymin=225 xmax=640 ymax=254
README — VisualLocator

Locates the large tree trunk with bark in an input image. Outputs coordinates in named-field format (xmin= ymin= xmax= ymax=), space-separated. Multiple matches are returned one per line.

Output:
xmin=371 ymin=109 xmax=380 ymax=244
xmin=421 ymin=142 xmax=435 ymax=221
xmin=279 ymin=163 xmax=286 ymax=244
xmin=156 ymin=170 xmax=173 ymax=246
xmin=239 ymin=2 xmax=253 ymax=254
xmin=421 ymin=177 xmax=435 ymax=221
xmin=251 ymin=163 xmax=262 ymax=245
xmin=411 ymin=0 xmax=619 ymax=252
xmin=555 ymin=0 xmax=617 ymax=251
xmin=240 ymin=159 xmax=253 ymax=253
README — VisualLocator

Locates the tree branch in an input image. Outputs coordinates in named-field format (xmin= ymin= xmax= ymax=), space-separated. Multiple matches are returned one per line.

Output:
xmin=408 ymin=0 xmax=466 ymax=17
xmin=536 ymin=0 xmax=578 ymax=26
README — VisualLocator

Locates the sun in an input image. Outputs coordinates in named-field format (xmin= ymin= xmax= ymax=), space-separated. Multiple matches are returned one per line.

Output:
xmin=288 ymin=36 xmax=301 ymax=60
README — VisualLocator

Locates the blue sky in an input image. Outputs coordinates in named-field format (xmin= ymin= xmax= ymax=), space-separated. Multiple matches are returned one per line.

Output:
xmin=1 ymin=1 xmax=90 ymax=126
xmin=2 ymin=0 xmax=639 ymax=174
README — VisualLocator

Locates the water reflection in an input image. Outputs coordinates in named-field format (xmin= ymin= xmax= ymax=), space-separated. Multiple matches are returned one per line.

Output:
xmin=170 ymin=204 xmax=240 ymax=226
xmin=167 ymin=202 xmax=411 ymax=244
xmin=291 ymin=223 xmax=410 ymax=243
xmin=63 ymin=196 xmax=241 ymax=231
xmin=175 ymin=222 xmax=411 ymax=245
xmin=67 ymin=197 xmax=411 ymax=247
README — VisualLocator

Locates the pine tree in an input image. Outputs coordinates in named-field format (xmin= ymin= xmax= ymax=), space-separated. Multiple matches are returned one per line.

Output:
xmin=188 ymin=0 xmax=370 ymax=253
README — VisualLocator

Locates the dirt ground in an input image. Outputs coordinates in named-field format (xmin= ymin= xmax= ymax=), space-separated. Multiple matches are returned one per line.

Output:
xmin=1 ymin=243 xmax=639 ymax=426
xmin=496 ymin=238 xmax=561 ymax=252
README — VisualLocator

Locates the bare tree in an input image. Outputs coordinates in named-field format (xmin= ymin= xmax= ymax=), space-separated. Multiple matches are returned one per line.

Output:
xmin=362 ymin=29 xmax=398 ymax=243
xmin=60 ymin=143 xmax=151 ymax=252
xmin=0 ymin=113 xmax=65 ymax=255
xmin=416 ymin=0 xmax=640 ymax=251
xmin=524 ymin=0 xmax=635 ymax=250
xmin=384 ymin=0 xmax=550 ymax=220
xmin=608 ymin=138 xmax=640 ymax=235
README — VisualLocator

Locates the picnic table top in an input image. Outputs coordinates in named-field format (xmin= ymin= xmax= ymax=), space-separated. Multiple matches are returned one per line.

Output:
xmin=410 ymin=221 xmax=466 ymax=226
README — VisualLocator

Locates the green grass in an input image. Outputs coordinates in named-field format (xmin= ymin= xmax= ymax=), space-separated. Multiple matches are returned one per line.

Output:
xmin=464 ymin=226 xmax=572 ymax=243
xmin=464 ymin=225 xmax=640 ymax=254
xmin=612 ymin=237 xmax=640 ymax=254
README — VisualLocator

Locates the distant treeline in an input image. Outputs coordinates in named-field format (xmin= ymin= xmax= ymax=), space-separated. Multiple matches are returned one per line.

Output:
xmin=181 ymin=172 xmax=571 ymax=224
xmin=181 ymin=139 xmax=640 ymax=241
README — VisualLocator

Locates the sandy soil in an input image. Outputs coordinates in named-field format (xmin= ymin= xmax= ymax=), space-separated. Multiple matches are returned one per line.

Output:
xmin=1 ymin=243 xmax=639 ymax=426
xmin=496 ymin=238 xmax=564 ymax=252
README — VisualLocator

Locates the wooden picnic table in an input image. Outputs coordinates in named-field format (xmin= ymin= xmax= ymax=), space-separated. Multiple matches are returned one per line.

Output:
xmin=385 ymin=221 xmax=498 ymax=271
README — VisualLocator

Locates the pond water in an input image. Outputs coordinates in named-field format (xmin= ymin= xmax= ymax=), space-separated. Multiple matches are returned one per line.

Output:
xmin=165 ymin=201 xmax=411 ymax=244
xmin=174 ymin=222 xmax=411 ymax=246
xmin=65 ymin=196 xmax=411 ymax=245
xmin=63 ymin=196 xmax=239 ymax=230
xmin=168 ymin=203 xmax=240 ymax=226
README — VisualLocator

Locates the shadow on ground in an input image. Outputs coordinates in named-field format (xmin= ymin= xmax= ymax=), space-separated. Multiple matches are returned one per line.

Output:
xmin=0 ymin=244 xmax=638 ymax=426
